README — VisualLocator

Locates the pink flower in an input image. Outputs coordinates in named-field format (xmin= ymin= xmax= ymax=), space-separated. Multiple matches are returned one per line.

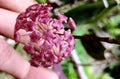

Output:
xmin=14 ymin=3 xmax=76 ymax=67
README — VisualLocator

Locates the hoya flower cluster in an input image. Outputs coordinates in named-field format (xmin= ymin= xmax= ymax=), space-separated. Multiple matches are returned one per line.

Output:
xmin=14 ymin=3 xmax=76 ymax=67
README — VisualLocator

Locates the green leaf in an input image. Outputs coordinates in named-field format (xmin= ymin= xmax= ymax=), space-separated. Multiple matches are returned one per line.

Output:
xmin=36 ymin=0 xmax=47 ymax=3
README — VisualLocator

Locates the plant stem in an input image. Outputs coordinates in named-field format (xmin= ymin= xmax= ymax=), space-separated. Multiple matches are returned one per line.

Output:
xmin=74 ymin=35 xmax=120 ymax=44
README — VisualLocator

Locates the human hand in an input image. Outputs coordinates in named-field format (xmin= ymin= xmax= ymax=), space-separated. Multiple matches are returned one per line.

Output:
xmin=0 ymin=0 xmax=58 ymax=79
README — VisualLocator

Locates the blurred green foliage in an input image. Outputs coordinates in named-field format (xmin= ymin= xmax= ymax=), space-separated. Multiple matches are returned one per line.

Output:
xmin=36 ymin=0 xmax=47 ymax=3
xmin=57 ymin=0 xmax=120 ymax=79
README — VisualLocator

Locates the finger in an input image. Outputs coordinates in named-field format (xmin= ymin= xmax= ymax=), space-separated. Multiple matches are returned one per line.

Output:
xmin=0 ymin=0 xmax=37 ymax=13
xmin=0 ymin=8 xmax=18 ymax=39
xmin=0 ymin=8 xmax=29 ymax=43
xmin=0 ymin=39 xmax=58 ymax=79
xmin=0 ymin=39 xmax=30 ymax=79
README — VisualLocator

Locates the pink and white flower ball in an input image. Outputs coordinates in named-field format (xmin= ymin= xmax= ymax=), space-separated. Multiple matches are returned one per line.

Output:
xmin=14 ymin=3 xmax=76 ymax=67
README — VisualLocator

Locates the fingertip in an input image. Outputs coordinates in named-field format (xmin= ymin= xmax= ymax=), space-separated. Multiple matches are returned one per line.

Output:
xmin=50 ymin=71 xmax=59 ymax=79
xmin=25 ymin=66 xmax=59 ymax=79
xmin=45 ymin=69 xmax=59 ymax=79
